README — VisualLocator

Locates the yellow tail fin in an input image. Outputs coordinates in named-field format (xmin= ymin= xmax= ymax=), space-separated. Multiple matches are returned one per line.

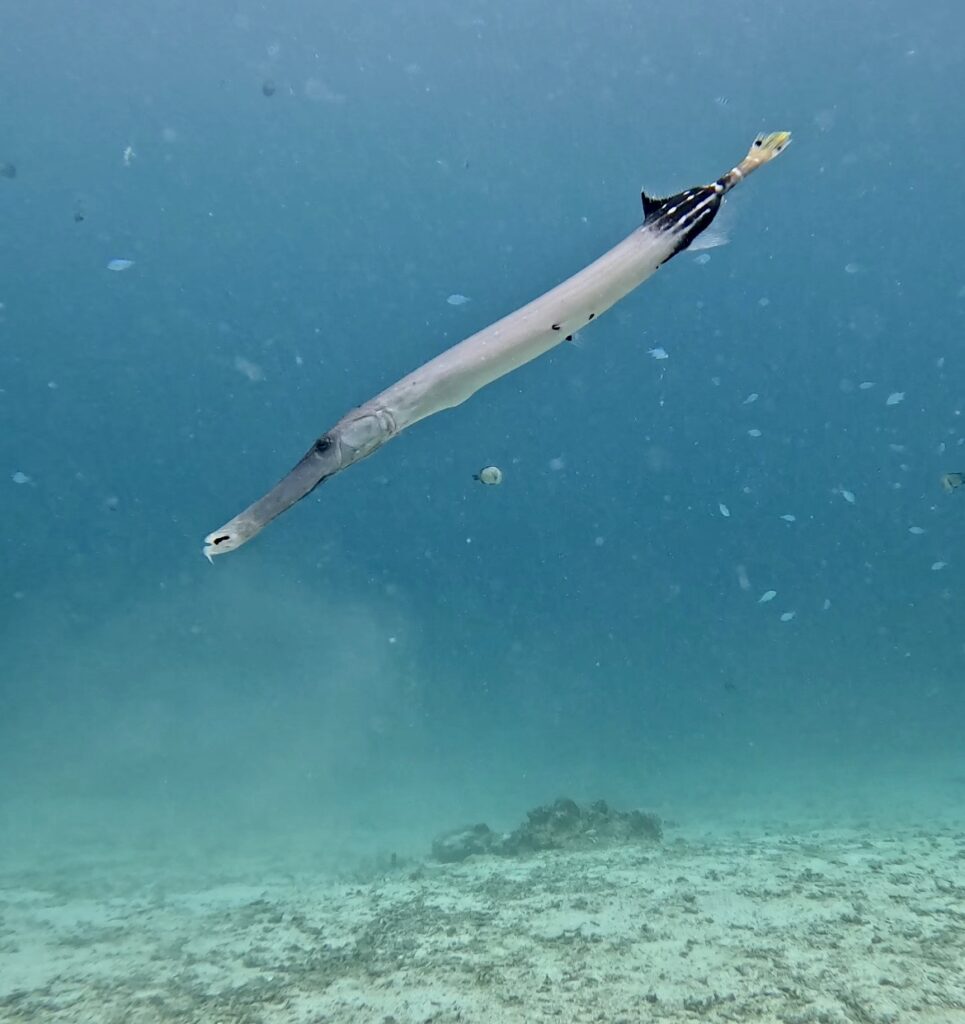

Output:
xmin=717 ymin=130 xmax=791 ymax=194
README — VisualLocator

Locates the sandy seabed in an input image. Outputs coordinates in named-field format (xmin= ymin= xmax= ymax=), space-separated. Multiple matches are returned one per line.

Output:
xmin=1 ymin=823 xmax=964 ymax=1024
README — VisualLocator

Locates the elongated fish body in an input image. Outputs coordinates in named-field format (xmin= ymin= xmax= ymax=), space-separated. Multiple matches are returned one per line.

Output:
xmin=204 ymin=132 xmax=791 ymax=559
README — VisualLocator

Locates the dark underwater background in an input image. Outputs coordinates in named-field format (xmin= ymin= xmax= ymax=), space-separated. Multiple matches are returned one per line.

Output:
xmin=2 ymin=0 xmax=963 ymax=869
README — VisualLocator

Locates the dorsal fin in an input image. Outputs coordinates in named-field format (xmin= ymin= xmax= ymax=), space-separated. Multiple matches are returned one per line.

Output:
xmin=641 ymin=191 xmax=668 ymax=224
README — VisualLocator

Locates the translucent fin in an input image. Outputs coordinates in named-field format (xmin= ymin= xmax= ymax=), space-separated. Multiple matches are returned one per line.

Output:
xmin=688 ymin=198 xmax=735 ymax=251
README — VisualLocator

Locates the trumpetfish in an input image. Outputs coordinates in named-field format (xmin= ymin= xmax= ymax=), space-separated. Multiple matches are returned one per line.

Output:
xmin=204 ymin=131 xmax=791 ymax=560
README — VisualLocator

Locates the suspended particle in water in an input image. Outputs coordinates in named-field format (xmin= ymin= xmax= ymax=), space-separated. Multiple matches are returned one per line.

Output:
xmin=233 ymin=356 xmax=265 ymax=382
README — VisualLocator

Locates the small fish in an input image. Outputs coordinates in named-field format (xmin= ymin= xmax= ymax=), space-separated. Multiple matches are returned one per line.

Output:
xmin=648 ymin=346 xmax=669 ymax=360
xmin=473 ymin=465 xmax=502 ymax=485
xmin=780 ymin=514 xmax=796 ymax=522
xmin=941 ymin=472 xmax=965 ymax=493
xmin=886 ymin=391 xmax=905 ymax=406
xmin=107 ymin=258 xmax=135 ymax=272
xmin=834 ymin=486 xmax=856 ymax=504
xmin=858 ymin=381 xmax=875 ymax=390
xmin=931 ymin=561 xmax=948 ymax=571
xmin=718 ymin=502 xmax=731 ymax=518
xmin=447 ymin=293 xmax=470 ymax=306
xmin=122 ymin=145 xmax=135 ymax=167
xmin=748 ymin=428 xmax=762 ymax=437
xmin=780 ymin=611 xmax=796 ymax=622
xmin=11 ymin=471 xmax=29 ymax=485
xmin=908 ymin=526 xmax=925 ymax=535
xmin=742 ymin=392 xmax=759 ymax=405
xmin=758 ymin=590 xmax=777 ymax=603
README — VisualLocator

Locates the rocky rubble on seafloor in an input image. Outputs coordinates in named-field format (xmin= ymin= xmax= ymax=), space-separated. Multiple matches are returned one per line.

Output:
xmin=431 ymin=796 xmax=662 ymax=863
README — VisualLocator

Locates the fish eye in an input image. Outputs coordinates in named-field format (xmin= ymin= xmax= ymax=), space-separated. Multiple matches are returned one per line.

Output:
xmin=314 ymin=436 xmax=333 ymax=454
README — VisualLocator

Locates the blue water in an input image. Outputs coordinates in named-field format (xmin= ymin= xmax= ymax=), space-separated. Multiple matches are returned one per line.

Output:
xmin=2 ymin=0 xmax=963 ymax=870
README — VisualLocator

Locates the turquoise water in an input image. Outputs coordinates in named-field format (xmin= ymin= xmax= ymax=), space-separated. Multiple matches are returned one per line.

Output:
xmin=2 ymin=0 xmax=964 ymax=869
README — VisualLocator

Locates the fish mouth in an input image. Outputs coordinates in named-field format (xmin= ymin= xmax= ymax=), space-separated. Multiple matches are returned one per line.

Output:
xmin=202 ymin=436 xmax=345 ymax=560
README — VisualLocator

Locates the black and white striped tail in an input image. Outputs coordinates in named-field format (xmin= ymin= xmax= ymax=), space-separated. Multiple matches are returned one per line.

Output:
xmin=641 ymin=184 xmax=724 ymax=263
